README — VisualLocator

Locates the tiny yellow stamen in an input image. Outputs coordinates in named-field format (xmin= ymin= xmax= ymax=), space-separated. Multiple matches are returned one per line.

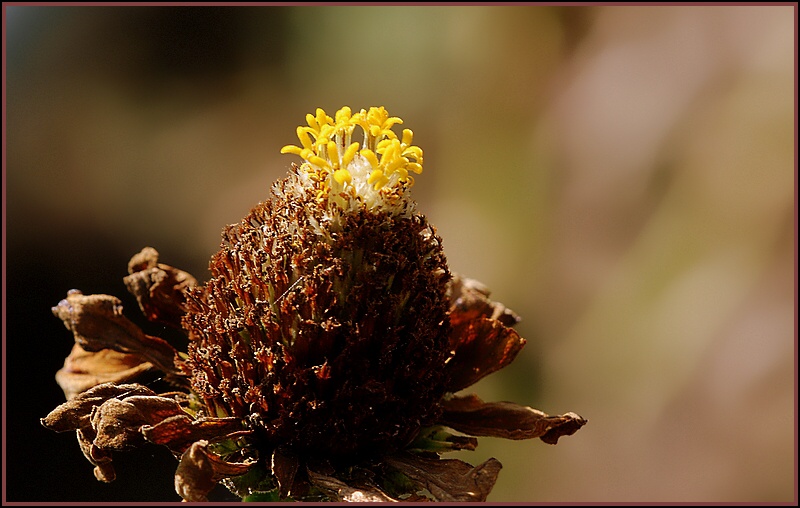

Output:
xmin=308 ymin=155 xmax=330 ymax=169
xmin=368 ymin=169 xmax=384 ymax=185
xmin=315 ymin=108 xmax=330 ymax=129
xmin=373 ymin=175 xmax=390 ymax=191
xmin=326 ymin=140 xmax=339 ymax=168
xmin=280 ymin=145 xmax=303 ymax=155
xmin=402 ymin=146 xmax=422 ymax=160
xmin=361 ymin=149 xmax=380 ymax=169
xmin=342 ymin=142 xmax=360 ymax=167
xmin=335 ymin=106 xmax=352 ymax=124
xmin=306 ymin=113 xmax=318 ymax=130
xmin=407 ymin=163 xmax=423 ymax=174
xmin=297 ymin=127 xmax=315 ymax=150
xmin=402 ymin=129 xmax=414 ymax=146
xmin=333 ymin=169 xmax=352 ymax=184
xmin=375 ymin=138 xmax=393 ymax=153
xmin=386 ymin=157 xmax=406 ymax=174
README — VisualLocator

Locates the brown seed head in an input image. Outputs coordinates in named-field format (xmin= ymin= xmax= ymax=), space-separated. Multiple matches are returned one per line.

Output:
xmin=182 ymin=167 xmax=452 ymax=459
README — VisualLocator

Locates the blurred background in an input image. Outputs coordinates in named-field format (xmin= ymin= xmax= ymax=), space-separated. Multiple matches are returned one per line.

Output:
xmin=4 ymin=4 xmax=796 ymax=503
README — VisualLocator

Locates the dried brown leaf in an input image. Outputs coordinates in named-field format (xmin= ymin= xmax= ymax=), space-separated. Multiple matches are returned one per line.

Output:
xmin=306 ymin=463 xmax=398 ymax=502
xmin=448 ymin=274 xmax=520 ymax=327
xmin=142 ymin=415 xmax=247 ymax=454
xmin=55 ymin=343 xmax=154 ymax=399
xmin=445 ymin=317 xmax=526 ymax=392
xmin=90 ymin=395 xmax=185 ymax=451
xmin=77 ymin=427 xmax=116 ymax=482
xmin=174 ymin=440 xmax=255 ymax=502
xmin=440 ymin=394 xmax=587 ymax=443
xmin=52 ymin=291 xmax=182 ymax=379
xmin=90 ymin=399 xmax=149 ymax=451
xmin=271 ymin=447 xmax=299 ymax=498
xmin=385 ymin=452 xmax=502 ymax=502
xmin=124 ymin=247 xmax=197 ymax=328
xmin=43 ymin=383 xmax=188 ymax=484
xmin=41 ymin=382 xmax=155 ymax=433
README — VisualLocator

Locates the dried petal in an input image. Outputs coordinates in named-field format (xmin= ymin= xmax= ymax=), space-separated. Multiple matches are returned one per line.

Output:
xmin=398 ymin=493 xmax=435 ymax=502
xmin=90 ymin=399 xmax=147 ymax=451
xmin=385 ymin=452 xmax=502 ymax=502
xmin=440 ymin=394 xmax=587 ymax=443
xmin=52 ymin=290 xmax=184 ymax=381
xmin=445 ymin=317 xmax=526 ymax=392
xmin=306 ymin=463 xmax=397 ymax=502
xmin=90 ymin=395 xmax=185 ymax=451
xmin=448 ymin=273 xmax=519 ymax=327
xmin=55 ymin=343 xmax=154 ymax=399
xmin=120 ymin=394 xmax=188 ymax=422
xmin=41 ymin=382 xmax=156 ymax=433
xmin=271 ymin=447 xmax=299 ymax=498
xmin=77 ymin=428 xmax=115 ymax=482
xmin=124 ymin=246 xmax=197 ymax=328
xmin=43 ymin=384 xmax=186 ymax=484
xmin=174 ymin=440 xmax=255 ymax=502
xmin=142 ymin=415 xmax=247 ymax=454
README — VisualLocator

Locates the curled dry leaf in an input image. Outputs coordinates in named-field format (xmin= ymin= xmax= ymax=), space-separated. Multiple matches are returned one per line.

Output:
xmin=90 ymin=395 xmax=185 ymax=451
xmin=51 ymin=291 xmax=182 ymax=380
xmin=306 ymin=462 xmax=397 ymax=503
xmin=124 ymin=246 xmax=197 ymax=328
xmin=445 ymin=275 xmax=526 ymax=393
xmin=539 ymin=412 xmax=588 ymax=445
xmin=41 ymin=382 xmax=156 ymax=433
xmin=142 ymin=415 xmax=248 ymax=454
xmin=448 ymin=273 xmax=520 ymax=327
xmin=385 ymin=452 xmax=502 ymax=502
xmin=445 ymin=317 xmax=526 ymax=393
xmin=271 ymin=447 xmax=299 ymax=498
xmin=55 ymin=343 xmax=154 ymax=399
xmin=90 ymin=399 xmax=153 ymax=451
xmin=174 ymin=440 xmax=256 ymax=502
xmin=440 ymin=393 xmax=587 ymax=443
xmin=77 ymin=427 xmax=116 ymax=482
xmin=43 ymin=383 xmax=190 ymax=484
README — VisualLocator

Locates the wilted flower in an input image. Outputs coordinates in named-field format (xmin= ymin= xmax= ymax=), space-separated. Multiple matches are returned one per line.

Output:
xmin=42 ymin=106 xmax=586 ymax=502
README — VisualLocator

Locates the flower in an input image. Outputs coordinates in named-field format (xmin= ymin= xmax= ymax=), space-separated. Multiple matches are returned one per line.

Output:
xmin=42 ymin=106 xmax=586 ymax=502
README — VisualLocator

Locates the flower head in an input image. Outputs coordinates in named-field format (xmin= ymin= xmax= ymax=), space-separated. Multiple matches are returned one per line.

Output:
xmin=42 ymin=106 xmax=586 ymax=502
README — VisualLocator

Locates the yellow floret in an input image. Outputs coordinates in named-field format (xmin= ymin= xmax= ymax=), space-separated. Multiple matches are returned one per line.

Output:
xmin=282 ymin=106 xmax=424 ymax=210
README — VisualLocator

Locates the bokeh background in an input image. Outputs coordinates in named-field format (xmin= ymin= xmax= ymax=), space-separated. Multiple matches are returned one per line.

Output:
xmin=4 ymin=4 xmax=796 ymax=503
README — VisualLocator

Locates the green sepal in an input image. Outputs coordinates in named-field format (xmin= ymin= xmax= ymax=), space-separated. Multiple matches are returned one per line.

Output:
xmin=406 ymin=425 xmax=478 ymax=453
xmin=379 ymin=469 xmax=420 ymax=499
xmin=242 ymin=489 xmax=287 ymax=502
xmin=222 ymin=464 xmax=278 ymax=500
